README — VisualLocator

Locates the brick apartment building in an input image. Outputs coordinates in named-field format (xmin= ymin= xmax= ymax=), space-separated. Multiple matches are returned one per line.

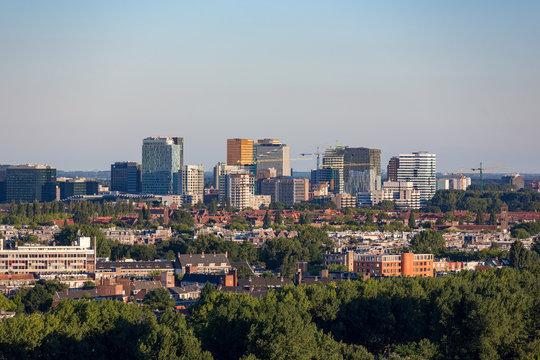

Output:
xmin=354 ymin=253 xmax=433 ymax=277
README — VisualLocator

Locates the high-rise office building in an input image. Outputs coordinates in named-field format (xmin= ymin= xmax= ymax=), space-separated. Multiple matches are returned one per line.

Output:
xmin=397 ymin=152 xmax=436 ymax=205
xmin=6 ymin=165 xmax=57 ymax=202
xmin=142 ymin=137 xmax=183 ymax=195
xmin=387 ymin=157 xmax=399 ymax=182
xmin=179 ymin=165 xmax=204 ymax=204
xmin=324 ymin=147 xmax=381 ymax=194
xmin=260 ymin=177 xmax=309 ymax=206
xmin=111 ymin=162 xmax=142 ymax=194
xmin=227 ymin=139 xmax=254 ymax=166
xmin=254 ymin=139 xmax=291 ymax=177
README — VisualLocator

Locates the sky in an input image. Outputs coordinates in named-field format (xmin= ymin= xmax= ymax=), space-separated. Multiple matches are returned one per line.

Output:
xmin=1 ymin=1 xmax=539 ymax=174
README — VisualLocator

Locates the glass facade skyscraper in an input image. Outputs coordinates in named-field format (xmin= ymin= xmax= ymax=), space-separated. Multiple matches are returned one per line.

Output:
xmin=6 ymin=165 xmax=57 ymax=202
xmin=142 ymin=137 xmax=183 ymax=195
xmin=111 ymin=161 xmax=142 ymax=194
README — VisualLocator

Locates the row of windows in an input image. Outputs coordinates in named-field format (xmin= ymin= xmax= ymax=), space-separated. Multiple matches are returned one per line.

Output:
xmin=0 ymin=254 xmax=91 ymax=259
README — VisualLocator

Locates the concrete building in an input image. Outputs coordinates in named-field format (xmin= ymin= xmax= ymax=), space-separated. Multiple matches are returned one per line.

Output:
xmin=214 ymin=163 xmax=249 ymax=204
xmin=6 ymin=164 xmax=57 ymax=202
xmin=254 ymin=139 xmax=291 ymax=177
xmin=502 ymin=174 xmax=525 ymax=189
xmin=0 ymin=237 xmax=96 ymax=274
xmin=323 ymin=251 xmax=355 ymax=271
xmin=142 ymin=137 xmax=183 ymax=195
xmin=436 ymin=177 xmax=471 ymax=191
xmin=228 ymin=173 xmax=255 ymax=210
xmin=179 ymin=165 xmax=204 ymax=205
xmin=330 ymin=193 xmax=357 ymax=209
xmin=356 ymin=181 xmax=420 ymax=210
xmin=382 ymin=181 xmax=421 ymax=210
xmin=324 ymin=147 xmax=381 ymax=194
xmin=111 ymin=162 xmax=142 ymax=194
xmin=397 ymin=152 xmax=436 ymax=205
xmin=387 ymin=157 xmax=399 ymax=182
xmin=227 ymin=139 xmax=254 ymax=166
xmin=259 ymin=177 xmax=309 ymax=206
xmin=311 ymin=167 xmax=342 ymax=194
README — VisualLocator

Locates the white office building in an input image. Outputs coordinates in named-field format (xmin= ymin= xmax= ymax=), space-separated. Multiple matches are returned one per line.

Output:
xmin=397 ymin=152 xmax=436 ymax=205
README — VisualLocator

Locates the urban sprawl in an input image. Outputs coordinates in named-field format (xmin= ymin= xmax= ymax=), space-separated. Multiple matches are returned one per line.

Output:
xmin=0 ymin=137 xmax=538 ymax=316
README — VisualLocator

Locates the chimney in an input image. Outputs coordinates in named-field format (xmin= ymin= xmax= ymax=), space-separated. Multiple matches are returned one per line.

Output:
xmin=201 ymin=252 xmax=204 ymax=258
xmin=225 ymin=251 xmax=228 ymax=258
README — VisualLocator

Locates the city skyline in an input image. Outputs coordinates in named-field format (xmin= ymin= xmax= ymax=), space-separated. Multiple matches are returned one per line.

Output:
xmin=1 ymin=1 xmax=539 ymax=172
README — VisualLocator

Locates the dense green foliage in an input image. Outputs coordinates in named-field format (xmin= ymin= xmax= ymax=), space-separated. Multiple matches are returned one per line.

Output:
xmin=259 ymin=227 xmax=332 ymax=277
xmin=409 ymin=230 xmax=445 ymax=255
xmin=191 ymin=267 xmax=539 ymax=359
xmin=0 ymin=200 xmax=136 ymax=226
xmin=510 ymin=221 xmax=540 ymax=239
xmin=143 ymin=288 xmax=175 ymax=310
xmin=0 ymin=267 xmax=538 ymax=359
xmin=0 ymin=301 xmax=210 ymax=359
xmin=425 ymin=189 xmax=540 ymax=212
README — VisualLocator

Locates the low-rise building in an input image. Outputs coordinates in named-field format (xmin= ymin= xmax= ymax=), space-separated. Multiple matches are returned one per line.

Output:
xmin=354 ymin=253 xmax=433 ymax=277
xmin=177 ymin=253 xmax=231 ymax=274
xmin=0 ymin=237 xmax=96 ymax=275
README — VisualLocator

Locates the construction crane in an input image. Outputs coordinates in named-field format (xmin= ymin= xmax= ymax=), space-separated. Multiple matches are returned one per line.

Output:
xmin=318 ymin=162 xmax=372 ymax=168
xmin=442 ymin=169 xmax=477 ymax=190
xmin=471 ymin=162 xmax=508 ymax=192
xmin=300 ymin=145 xmax=331 ymax=169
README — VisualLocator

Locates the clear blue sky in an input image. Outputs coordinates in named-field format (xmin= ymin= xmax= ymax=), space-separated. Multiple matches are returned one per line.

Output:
xmin=1 ymin=1 xmax=539 ymax=173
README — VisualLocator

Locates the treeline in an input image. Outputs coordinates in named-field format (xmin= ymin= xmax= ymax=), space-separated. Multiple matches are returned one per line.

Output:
xmin=2 ymin=268 xmax=536 ymax=359
xmin=425 ymin=189 xmax=540 ymax=212
xmin=190 ymin=267 xmax=540 ymax=359
xmin=0 ymin=301 xmax=211 ymax=359
xmin=0 ymin=200 xmax=136 ymax=226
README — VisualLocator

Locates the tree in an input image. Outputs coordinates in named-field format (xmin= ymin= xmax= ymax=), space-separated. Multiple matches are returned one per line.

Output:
xmin=143 ymin=288 xmax=175 ymax=310
xmin=235 ymin=265 xmax=253 ymax=279
xmin=408 ymin=212 xmax=417 ymax=229
xmin=475 ymin=209 xmax=485 ymax=225
xmin=489 ymin=211 xmax=497 ymax=225
xmin=509 ymin=240 xmax=531 ymax=269
xmin=208 ymin=199 xmax=218 ymax=215
xmin=299 ymin=212 xmax=312 ymax=225
xmin=262 ymin=211 xmax=271 ymax=229
xmin=410 ymin=230 xmax=445 ymax=255
xmin=170 ymin=210 xmax=194 ymax=227
xmin=274 ymin=211 xmax=283 ymax=226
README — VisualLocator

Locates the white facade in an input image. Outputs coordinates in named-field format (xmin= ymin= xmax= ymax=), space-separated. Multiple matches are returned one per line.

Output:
xmin=214 ymin=163 xmax=248 ymax=203
xmin=180 ymin=165 xmax=204 ymax=204
xmin=227 ymin=173 xmax=255 ymax=210
xmin=0 ymin=237 xmax=96 ymax=274
xmin=356 ymin=181 xmax=420 ymax=210
xmin=397 ymin=152 xmax=436 ymax=205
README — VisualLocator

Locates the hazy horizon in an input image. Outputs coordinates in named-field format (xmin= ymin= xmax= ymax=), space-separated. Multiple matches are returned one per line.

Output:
xmin=1 ymin=1 xmax=539 ymax=173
